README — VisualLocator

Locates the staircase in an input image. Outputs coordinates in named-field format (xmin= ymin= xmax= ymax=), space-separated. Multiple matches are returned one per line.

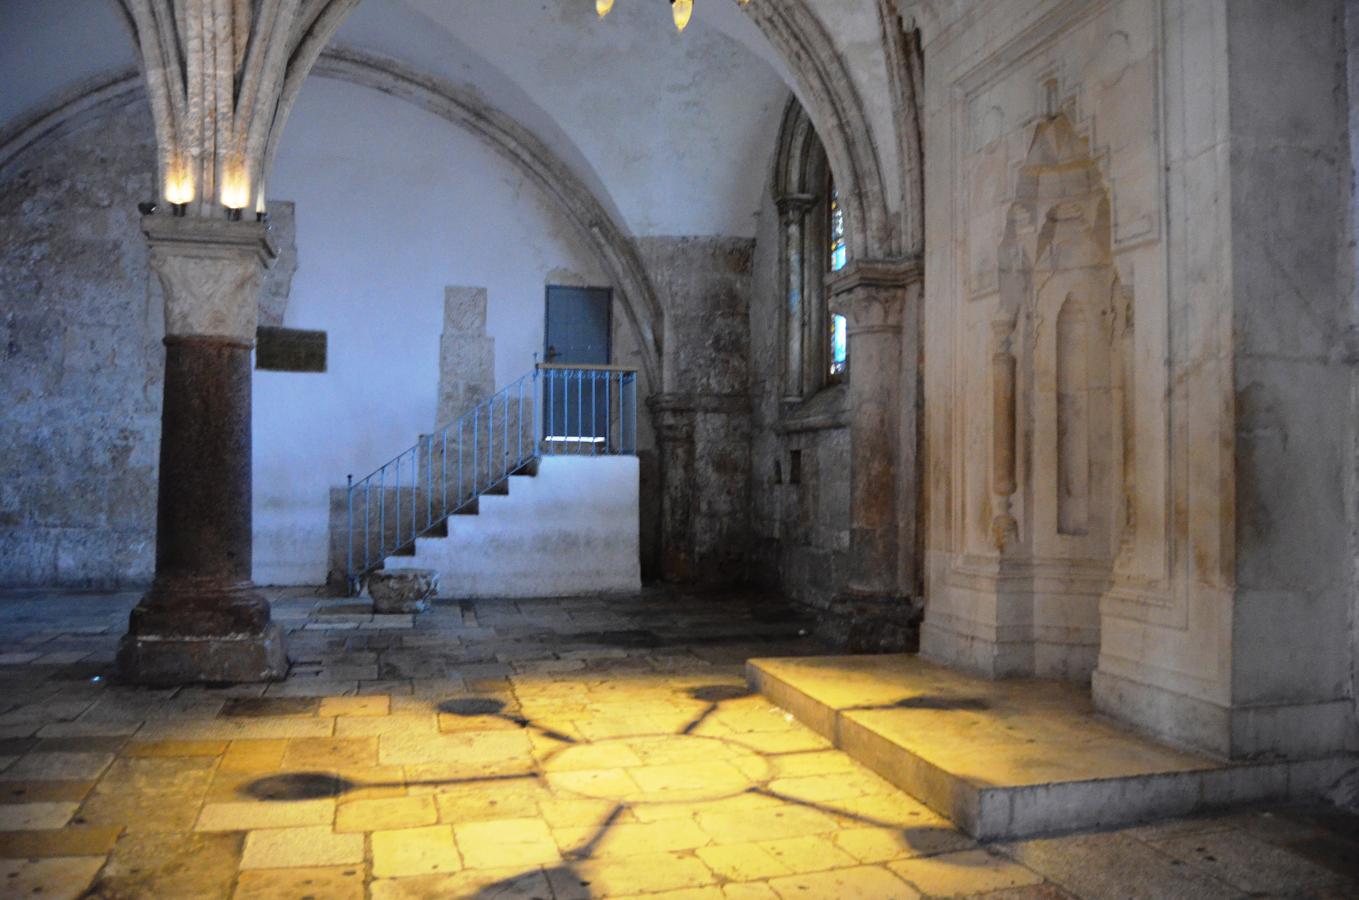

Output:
xmin=345 ymin=363 xmax=640 ymax=597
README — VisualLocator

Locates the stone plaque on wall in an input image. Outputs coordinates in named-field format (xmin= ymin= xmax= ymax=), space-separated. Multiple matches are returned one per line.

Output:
xmin=256 ymin=326 xmax=327 ymax=372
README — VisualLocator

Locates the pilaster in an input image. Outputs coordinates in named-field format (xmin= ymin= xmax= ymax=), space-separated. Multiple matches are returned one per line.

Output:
xmin=824 ymin=258 xmax=922 ymax=650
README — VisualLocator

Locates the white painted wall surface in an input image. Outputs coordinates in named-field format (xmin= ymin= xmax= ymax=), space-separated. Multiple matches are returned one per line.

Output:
xmin=0 ymin=0 xmax=135 ymax=126
xmin=1 ymin=0 xmax=792 ymax=241
xmin=252 ymin=77 xmax=611 ymax=585
xmin=375 ymin=0 xmax=790 ymax=237
xmin=384 ymin=456 xmax=642 ymax=598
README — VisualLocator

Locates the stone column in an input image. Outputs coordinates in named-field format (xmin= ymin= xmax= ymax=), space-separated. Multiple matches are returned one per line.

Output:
xmin=118 ymin=215 xmax=286 ymax=685
xmin=649 ymin=395 xmax=697 ymax=583
xmin=776 ymin=194 xmax=817 ymax=403
xmin=827 ymin=259 xmax=920 ymax=650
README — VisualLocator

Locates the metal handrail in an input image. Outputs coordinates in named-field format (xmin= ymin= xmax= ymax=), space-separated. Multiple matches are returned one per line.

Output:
xmin=346 ymin=363 xmax=638 ymax=592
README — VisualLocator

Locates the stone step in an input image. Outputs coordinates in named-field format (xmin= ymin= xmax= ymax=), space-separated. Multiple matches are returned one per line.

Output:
xmin=385 ymin=456 xmax=640 ymax=599
xmin=747 ymin=654 xmax=1350 ymax=841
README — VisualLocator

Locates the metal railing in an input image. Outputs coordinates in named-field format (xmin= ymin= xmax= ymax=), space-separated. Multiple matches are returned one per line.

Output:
xmin=346 ymin=363 xmax=638 ymax=591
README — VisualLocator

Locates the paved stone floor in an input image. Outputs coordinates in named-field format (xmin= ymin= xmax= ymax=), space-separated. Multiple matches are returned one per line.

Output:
xmin=0 ymin=587 xmax=1355 ymax=899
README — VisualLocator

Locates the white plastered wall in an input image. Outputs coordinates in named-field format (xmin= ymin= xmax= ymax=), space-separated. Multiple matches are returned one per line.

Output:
xmin=251 ymin=77 xmax=614 ymax=585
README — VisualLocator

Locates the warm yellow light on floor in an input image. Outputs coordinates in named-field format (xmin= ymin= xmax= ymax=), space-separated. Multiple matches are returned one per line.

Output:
xmin=672 ymin=0 xmax=693 ymax=32
xmin=597 ymin=0 xmax=613 ymax=17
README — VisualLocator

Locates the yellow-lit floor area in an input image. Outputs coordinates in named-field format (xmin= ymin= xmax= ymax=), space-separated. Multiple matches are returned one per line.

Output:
xmin=0 ymin=587 xmax=1356 ymax=898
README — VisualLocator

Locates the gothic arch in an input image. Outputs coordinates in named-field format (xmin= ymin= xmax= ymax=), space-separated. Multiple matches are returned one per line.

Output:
xmin=876 ymin=0 xmax=925 ymax=258
xmin=0 ymin=51 xmax=663 ymax=387
xmin=747 ymin=0 xmax=895 ymax=260
xmin=772 ymin=99 xmax=841 ymax=401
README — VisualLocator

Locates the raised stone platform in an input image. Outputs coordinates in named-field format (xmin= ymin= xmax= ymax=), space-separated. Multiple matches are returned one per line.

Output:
xmin=748 ymin=654 xmax=1353 ymax=841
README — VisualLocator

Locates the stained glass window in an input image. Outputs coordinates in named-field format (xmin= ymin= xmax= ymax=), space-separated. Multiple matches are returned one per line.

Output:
xmin=830 ymin=312 xmax=847 ymax=378
xmin=829 ymin=188 xmax=848 ymax=378
xmin=829 ymin=190 xmax=848 ymax=272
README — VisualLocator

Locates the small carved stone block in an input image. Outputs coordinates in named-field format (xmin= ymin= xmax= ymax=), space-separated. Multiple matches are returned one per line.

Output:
xmin=367 ymin=569 xmax=438 ymax=614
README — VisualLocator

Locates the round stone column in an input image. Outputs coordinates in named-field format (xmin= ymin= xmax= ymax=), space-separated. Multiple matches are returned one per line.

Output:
xmin=118 ymin=214 xmax=287 ymax=685
xmin=827 ymin=259 xmax=922 ymax=650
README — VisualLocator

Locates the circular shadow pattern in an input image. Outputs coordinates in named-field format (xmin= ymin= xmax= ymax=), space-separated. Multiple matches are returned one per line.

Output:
xmin=439 ymin=697 xmax=508 ymax=717
xmin=688 ymin=685 xmax=754 ymax=703
xmin=243 ymin=772 xmax=357 ymax=801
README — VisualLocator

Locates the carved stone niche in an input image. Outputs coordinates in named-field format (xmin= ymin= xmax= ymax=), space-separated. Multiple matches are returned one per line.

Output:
xmin=984 ymin=113 xmax=1134 ymax=678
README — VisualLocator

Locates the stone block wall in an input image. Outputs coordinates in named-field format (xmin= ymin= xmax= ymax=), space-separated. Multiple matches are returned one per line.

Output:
xmin=638 ymin=236 xmax=755 ymax=583
xmin=0 ymin=106 xmax=161 ymax=588
xmin=747 ymin=185 xmax=853 ymax=611
xmin=0 ymin=100 xmax=297 ymax=590
xmin=435 ymin=287 xmax=495 ymax=429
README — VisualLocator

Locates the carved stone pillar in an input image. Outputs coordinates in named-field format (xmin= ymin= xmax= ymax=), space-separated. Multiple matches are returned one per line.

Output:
xmin=118 ymin=215 xmax=286 ymax=685
xmin=649 ymin=395 xmax=697 ymax=583
xmin=827 ymin=259 xmax=921 ymax=649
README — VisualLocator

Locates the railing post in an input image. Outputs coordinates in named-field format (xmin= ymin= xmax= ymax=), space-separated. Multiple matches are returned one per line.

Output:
xmin=379 ymin=466 xmax=386 ymax=560
xmin=441 ymin=430 xmax=448 ymax=519
xmin=346 ymin=474 xmax=354 ymax=594
xmin=363 ymin=479 xmax=370 ymax=574
xmin=394 ymin=454 xmax=401 ymax=550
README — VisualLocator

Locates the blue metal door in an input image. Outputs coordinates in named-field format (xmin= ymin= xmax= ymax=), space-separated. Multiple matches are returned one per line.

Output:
xmin=544 ymin=286 xmax=612 ymax=448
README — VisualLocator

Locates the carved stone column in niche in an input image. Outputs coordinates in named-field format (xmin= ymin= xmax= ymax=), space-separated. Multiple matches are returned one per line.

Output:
xmin=1115 ymin=282 xmax=1136 ymax=557
xmin=649 ymin=395 xmax=697 ymax=583
xmin=826 ymin=258 xmax=921 ymax=649
xmin=990 ymin=316 xmax=1019 ymax=551
xmin=119 ymin=215 xmax=286 ymax=685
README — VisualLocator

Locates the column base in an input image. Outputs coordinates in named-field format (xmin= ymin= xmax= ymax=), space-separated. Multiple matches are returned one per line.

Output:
xmin=117 ymin=621 xmax=288 ymax=686
xmin=818 ymin=591 xmax=923 ymax=653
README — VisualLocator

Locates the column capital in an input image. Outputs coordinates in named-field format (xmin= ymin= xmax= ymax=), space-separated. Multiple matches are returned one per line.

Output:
xmin=826 ymin=256 xmax=922 ymax=296
xmin=827 ymin=257 xmax=922 ymax=334
xmin=142 ymin=214 xmax=278 ymax=344
xmin=775 ymin=192 xmax=818 ymax=218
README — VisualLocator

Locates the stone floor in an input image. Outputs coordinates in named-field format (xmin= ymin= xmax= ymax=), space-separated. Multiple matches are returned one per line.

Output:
xmin=0 ymin=586 xmax=1353 ymax=899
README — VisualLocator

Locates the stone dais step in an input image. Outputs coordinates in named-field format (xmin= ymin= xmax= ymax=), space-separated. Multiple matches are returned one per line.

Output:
xmin=748 ymin=654 xmax=1351 ymax=840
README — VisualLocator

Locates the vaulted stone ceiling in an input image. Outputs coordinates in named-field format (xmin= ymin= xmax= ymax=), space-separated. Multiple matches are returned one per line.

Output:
xmin=1 ymin=0 xmax=802 ymax=239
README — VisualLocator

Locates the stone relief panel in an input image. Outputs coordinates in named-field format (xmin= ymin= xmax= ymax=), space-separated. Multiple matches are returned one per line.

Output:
xmin=983 ymin=115 xmax=1125 ymax=565
xmin=949 ymin=1 xmax=1169 ymax=580
xmin=922 ymin=0 xmax=1180 ymax=677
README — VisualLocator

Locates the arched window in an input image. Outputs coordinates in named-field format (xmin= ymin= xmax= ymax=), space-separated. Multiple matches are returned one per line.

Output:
xmin=774 ymin=99 xmax=849 ymax=403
